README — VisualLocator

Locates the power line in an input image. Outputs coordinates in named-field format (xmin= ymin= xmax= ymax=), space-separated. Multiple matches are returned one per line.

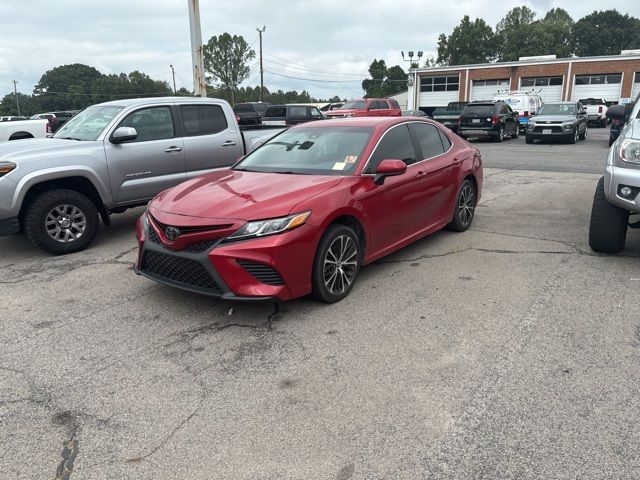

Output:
xmin=263 ymin=56 xmax=364 ymax=78
xmin=264 ymin=69 xmax=407 ymax=84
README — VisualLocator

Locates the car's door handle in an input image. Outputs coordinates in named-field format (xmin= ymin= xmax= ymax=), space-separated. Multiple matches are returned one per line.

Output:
xmin=222 ymin=141 xmax=237 ymax=147
xmin=164 ymin=146 xmax=182 ymax=153
xmin=453 ymin=156 xmax=460 ymax=163
xmin=417 ymin=170 xmax=427 ymax=177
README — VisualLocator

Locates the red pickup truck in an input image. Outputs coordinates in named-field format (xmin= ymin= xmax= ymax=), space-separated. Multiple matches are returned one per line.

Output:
xmin=324 ymin=98 xmax=402 ymax=119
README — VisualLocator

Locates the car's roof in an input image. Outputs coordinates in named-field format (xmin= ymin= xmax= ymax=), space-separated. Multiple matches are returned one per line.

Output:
xmin=543 ymin=101 xmax=577 ymax=105
xmin=293 ymin=117 xmax=426 ymax=128
xmin=95 ymin=96 xmax=225 ymax=107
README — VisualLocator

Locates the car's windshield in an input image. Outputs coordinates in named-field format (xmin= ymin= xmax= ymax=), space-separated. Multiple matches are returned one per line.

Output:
xmin=53 ymin=105 xmax=125 ymax=141
xmin=234 ymin=126 xmax=373 ymax=176
xmin=537 ymin=104 xmax=576 ymax=115
xmin=341 ymin=101 xmax=367 ymax=110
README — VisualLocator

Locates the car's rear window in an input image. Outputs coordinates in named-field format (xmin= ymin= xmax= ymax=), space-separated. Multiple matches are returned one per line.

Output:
xmin=463 ymin=104 xmax=495 ymax=115
xmin=233 ymin=104 xmax=255 ymax=113
xmin=264 ymin=107 xmax=287 ymax=118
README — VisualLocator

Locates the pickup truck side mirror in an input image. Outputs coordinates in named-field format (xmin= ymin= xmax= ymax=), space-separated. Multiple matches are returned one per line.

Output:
xmin=606 ymin=105 xmax=626 ymax=121
xmin=111 ymin=127 xmax=138 ymax=144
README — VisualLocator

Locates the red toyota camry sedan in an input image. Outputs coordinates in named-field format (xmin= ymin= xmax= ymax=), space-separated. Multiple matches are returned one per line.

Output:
xmin=134 ymin=117 xmax=482 ymax=303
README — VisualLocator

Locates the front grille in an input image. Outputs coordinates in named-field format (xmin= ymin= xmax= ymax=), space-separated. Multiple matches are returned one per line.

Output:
xmin=184 ymin=241 xmax=217 ymax=253
xmin=533 ymin=126 xmax=563 ymax=133
xmin=237 ymin=260 xmax=284 ymax=286
xmin=148 ymin=227 xmax=161 ymax=244
xmin=141 ymin=250 xmax=221 ymax=293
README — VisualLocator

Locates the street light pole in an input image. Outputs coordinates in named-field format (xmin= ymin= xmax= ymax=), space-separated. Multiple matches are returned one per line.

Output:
xmin=188 ymin=0 xmax=207 ymax=97
xmin=256 ymin=26 xmax=266 ymax=102
xmin=169 ymin=65 xmax=177 ymax=94
xmin=12 ymin=80 xmax=20 ymax=116
xmin=401 ymin=51 xmax=423 ymax=111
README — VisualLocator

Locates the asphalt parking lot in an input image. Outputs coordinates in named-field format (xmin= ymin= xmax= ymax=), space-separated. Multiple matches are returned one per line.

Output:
xmin=2 ymin=127 xmax=640 ymax=479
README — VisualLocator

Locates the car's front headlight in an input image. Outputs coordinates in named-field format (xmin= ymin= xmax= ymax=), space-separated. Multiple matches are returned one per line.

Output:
xmin=226 ymin=211 xmax=311 ymax=241
xmin=0 ymin=162 xmax=16 ymax=178
xmin=620 ymin=139 xmax=640 ymax=164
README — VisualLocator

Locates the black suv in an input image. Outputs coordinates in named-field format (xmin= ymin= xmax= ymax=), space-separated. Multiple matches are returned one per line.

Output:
xmin=458 ymin=101 xmax=519 ymax=142
xmin=233 ymin=102 xmax=272 ymax=126
xmin=261 ymin=104 xmax=325 ymax=126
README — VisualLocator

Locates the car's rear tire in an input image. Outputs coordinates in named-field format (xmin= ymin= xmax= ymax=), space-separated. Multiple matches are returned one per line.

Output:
xmin=600 ymin=119 xmax=607 ymax=128
xmin=511 ymin=126 xmax=519 ymax=139
xmin=525 ymin=135 xmax=534 ymax=144
xmin=589 ymin=177 xmax=629 ymax=253
xmin=446 ymin=179 xmax=477 ymax=232
xmin=24 ymin=189 xmax=100 ymax=255
xmin=312 ymin=224 xmax=361 ymax=303
xmin=495 ymin=126 xmax=504 ymax=143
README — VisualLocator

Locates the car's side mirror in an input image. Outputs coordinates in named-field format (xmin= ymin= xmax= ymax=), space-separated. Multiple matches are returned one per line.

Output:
xmin=606 ymin=105 xmax=626 ymax=121
xmin=111 ymin=127 xmax=138 ymax=143
xmin=373 ymin=159 xmax=407 ymax=185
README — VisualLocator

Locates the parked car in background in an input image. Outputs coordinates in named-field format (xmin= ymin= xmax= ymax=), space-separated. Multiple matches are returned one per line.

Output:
xmin=579 ymin=98 xmax=608 ymax=127
xmin=30 ymin=111 xmax=78 ymax=133
xmin=432 ymin=102 xmax=468 ymax=133
xmin=458 ymin=101 xmax=519 ymax=142
xmin=0 ymin=117 xmax=50 ymax=142
xmin=525 ymin=102 xmax=587 ymax=144
xmin=0 ymin=97 xmax=285 ymax=254
xmin=588 ymin=96 xmax=640 ymax=253
xmin=403 ymin=110 xmax=431 ymax=118
xmin=233 ymin=102 xmax=272 ymax=126
xmin=324 ymin=98 xmax=402 ymax=119
xmin=319 ymin=102 xmax=345 ymax=112
xmin=261 ymin=104 xmax=325 ymax=126
xmin=493 ymin=91 xmax=543 ymax=131
xmin=609 ymin=102 xmax=636 ymax=146
xmin=134 ymin=116 xmax=482 ymax=303
xmin=0 ymin=116 xmax=27 ymax=122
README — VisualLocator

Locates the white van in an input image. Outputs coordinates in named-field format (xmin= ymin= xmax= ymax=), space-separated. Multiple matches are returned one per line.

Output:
xmin=493 ymin=91 xmax=543 ymax=131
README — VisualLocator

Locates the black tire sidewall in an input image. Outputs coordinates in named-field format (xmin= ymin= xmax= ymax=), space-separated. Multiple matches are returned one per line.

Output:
xmin=589 ymin=177 xmax=629 ymax=253
xmin=312 ymin=224 xmax=361 ymax=303
xmin=24 ymin=189 xmax=99 ymax=255
xmin=447 ymin=179 xmax=476 ymax=232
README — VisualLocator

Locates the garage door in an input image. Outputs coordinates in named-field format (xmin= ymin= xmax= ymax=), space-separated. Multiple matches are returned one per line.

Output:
xmin=470 ymin=79 xmax=510 ymax=101
xmin=418 ymin=75 xmax=460 ymax=109
xmin=572 ymin=74 xmax=622 ymax=103
xmin=520 ymin=76 xmax=563 ymax=102
xmin=632 ymin=72 xmax=640 ymax=101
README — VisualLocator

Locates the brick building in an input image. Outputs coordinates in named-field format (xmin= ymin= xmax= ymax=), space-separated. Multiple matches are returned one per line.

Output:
xmin=406 ymin=52 xmax=640 ymax=114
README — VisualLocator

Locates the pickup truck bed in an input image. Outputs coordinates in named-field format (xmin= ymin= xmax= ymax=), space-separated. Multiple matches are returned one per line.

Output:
xmin=0 ymin=118 xmax=49 ymax=142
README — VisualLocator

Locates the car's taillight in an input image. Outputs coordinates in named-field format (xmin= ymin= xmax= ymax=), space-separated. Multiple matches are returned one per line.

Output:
xmin=491 ymin=115 xmax=499 ymax=125
xmin=46 ymin=121 xmax=52 ymax=134
xmin=523 ymin=111 xmax=529 ymax=117
xmin=235 ymin=114 xmax=240 ymax=123
xmin=599 ymin=106 xmax=603 ymax=113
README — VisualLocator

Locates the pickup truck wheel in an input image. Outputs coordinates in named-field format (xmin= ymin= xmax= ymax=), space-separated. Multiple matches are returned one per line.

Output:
xmin=24 ymin=189 xmax=99 ymax=255
xmin=525 ymin=135 xmax=534 ymax=144
xmin=446 ymin=179 xmax=476 ymax=232
xmin=589 ymin=177 xmax=629 ymax=253
xmin=312 ymin=225 xmax=361 ymax=303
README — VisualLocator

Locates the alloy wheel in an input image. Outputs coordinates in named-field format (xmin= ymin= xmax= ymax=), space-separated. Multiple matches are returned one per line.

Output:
xmin=458 ymin=184 xmax=475 ymax=227
xmin=44 ymin=204 xmax=87 ymax=243
xmin=323 ymin=235 xmax=358 ymax=295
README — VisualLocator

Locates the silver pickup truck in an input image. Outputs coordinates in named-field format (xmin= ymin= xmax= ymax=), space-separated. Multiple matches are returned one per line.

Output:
xmin=0 ymin=97 xmax=284 ymax=254
xmin=589 ymin=96 xmax=640 ymax=253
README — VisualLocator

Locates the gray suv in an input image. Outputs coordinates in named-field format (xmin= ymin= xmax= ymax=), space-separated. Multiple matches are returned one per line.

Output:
xmin=525 ymin=102 xmax=588 ymax=144
xmin=589 ymin=95 xmax=640 ymax=253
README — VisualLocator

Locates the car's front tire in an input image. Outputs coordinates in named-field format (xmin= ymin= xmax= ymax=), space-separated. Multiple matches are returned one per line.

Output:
xmin=569 ymin=127 xmax=578 ymax=144
xmin=24 ymin=189 xmax=99 ymax=255
xmin=446 ymin=179 xmax=477 ymax=232
xmin=525 ymin=134 xmax=534 ymax=144
xmin=589 ymin=177 xmax=629 ymax=253
xmin=312 ymin=224 xmax=361 ymax=303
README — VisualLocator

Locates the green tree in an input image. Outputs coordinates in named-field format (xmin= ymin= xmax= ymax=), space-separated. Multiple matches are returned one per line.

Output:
xmin=537 ymin=8 xmax=575 ymax=58
xmin=203 ymin=33 xmax=256 ymax=104
xmin=495 ymin=6 xmax=538 ymax=61
xmin=362 ymin=60 xmax=406 ymax=97
xmin=33 ymin=64 xmax=102 ymax=110
xmin=437 ymin=16 xmax=497 ymax=65
xmin=574 ymin=10 xmax=640 ymax=56
xmin=0 ymin=92 xmax=41 ymax=116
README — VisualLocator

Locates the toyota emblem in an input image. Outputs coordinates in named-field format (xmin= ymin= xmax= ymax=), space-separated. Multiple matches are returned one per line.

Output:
xmin=165 ymin=226 xmax=180 ymax=241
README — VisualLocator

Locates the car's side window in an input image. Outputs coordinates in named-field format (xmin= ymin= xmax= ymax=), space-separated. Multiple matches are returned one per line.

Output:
xmin=438 ymin=129 xmax=452 ymax=151
xmin=118 ymin=106 xmax=174 ymax=142
xmin=410 ymin=123 xmax=446 ymax=160
xmin=180 ymin=104 xmax=228 ymax=136
xmin=289 ymin=106 xmax=309 ymax=119
xmin=376 ymin=100 xmax=389 ymax=110
xmin=365 ymin=124 xmax=416 ymax=173
xmin=310 ymin=107 xmax=324 ymax=119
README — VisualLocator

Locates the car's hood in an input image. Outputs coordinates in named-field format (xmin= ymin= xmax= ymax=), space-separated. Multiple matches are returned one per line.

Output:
xmin=149 ymin=169 xmax=343 ymax=224
xmin=530 ymin=115 xmax=576 ymax=123
xmin=326 ymin=109 xmax=358 ymax=116
xmin=0 ymin=138 xmax=95 ymax=163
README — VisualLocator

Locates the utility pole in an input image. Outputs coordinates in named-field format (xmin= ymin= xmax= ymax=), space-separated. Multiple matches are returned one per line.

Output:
xmin=188 ymin=0 xmax=207 ymax=97
xmin=257 ymin=25 xmax=266 ymax=101
xmin=169 ymin=64 xmax=177 ymax=94
xmin=12 ymin=80 xmax=20 ymax=116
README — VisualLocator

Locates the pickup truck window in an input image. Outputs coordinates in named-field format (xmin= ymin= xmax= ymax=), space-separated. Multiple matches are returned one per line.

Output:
xmin=118 ymin=106 xmax=174 ymax=142
xmin=310 ymin=108 xmax=323 ymax=119
xmin=53 ymin=105 xmax=124 ymax=141
xmin=289 ymin=106 xmax=308 ymax=119
xmin=181 ymin=104 xmax=228 ymax=136
xmin=265 ymin=107 xmax=287 ymax=118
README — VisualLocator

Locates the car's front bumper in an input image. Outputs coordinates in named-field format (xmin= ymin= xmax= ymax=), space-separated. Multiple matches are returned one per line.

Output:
xmin=459 ymin=127 xmax=498 ymax=137
xmin=604 ymin=163 xmax=640 ymax=214
xmin=134 ymin=215 xmax=319 ymax=302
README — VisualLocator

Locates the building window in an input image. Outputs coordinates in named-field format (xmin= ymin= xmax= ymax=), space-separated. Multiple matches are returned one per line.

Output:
xmin=635 ymin=72 xmax=640 ymax=83
xmin=521 ymin=76 xmax=563 ymax=88
xmin=421 ymin=75 xmax=459 ymax=93
xmin=575 ymin=74 xmax=622 ymax=85
xmin=472 ymin=79 xmax=510 ymax=87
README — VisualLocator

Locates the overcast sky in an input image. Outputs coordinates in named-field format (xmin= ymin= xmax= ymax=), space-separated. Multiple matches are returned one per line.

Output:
xmin=1 ymin=0 xmax=639 ymax=101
